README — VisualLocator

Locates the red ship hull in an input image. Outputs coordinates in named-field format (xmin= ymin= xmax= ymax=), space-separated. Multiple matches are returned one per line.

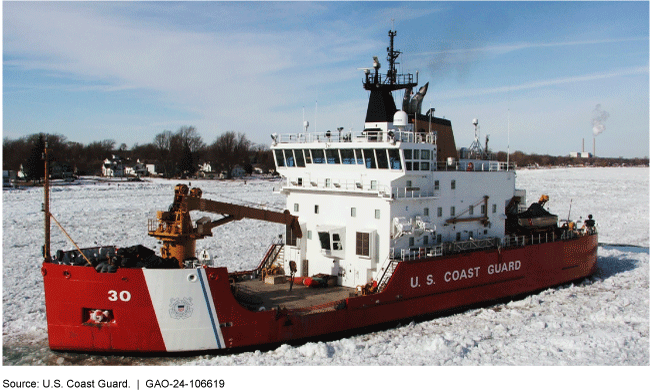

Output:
xmin=42 ymin=233 xmax=597 ymax=353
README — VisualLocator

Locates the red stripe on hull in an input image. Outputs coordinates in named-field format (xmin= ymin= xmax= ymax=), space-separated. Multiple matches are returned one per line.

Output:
xmin=42 ymin=234 xmax=597 ymax=352
xmin=42 ymin=265 xmax=167 ymax=352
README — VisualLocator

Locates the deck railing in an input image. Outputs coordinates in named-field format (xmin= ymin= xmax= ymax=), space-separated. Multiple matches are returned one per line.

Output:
xmin=435 ymin=161 xmax=516 ymax=172
xmin=279 ymin=178 xmax=438 ymax=199
xmin=273 ymin=130 xmax=436 ymax=145
xmin=389 ymin=228 xmax=597 ymax=261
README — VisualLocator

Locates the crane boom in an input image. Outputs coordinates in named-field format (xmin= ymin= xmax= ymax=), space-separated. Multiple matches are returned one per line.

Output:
xmin=148 ymin=184 xmax=301 ymax=266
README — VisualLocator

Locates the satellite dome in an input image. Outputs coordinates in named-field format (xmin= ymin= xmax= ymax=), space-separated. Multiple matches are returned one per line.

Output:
xmin=393 ymin=110 xmax=408 ymax=128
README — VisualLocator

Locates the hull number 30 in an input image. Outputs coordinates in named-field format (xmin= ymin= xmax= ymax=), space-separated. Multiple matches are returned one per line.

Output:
xmin=108 ymin=290 xmax=131 ymax=302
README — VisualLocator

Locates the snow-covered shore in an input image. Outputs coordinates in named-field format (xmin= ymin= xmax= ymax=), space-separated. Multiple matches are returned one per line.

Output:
xmin=2 ymin=167 xmax=648 ymax=366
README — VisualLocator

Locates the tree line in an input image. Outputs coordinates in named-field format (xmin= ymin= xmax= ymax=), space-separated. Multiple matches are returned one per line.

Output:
xmin=494 ymin=151 xmax=648 ymax=168
xmin=3 ymin=128 xmax=647 ymax=182
xmin=2 ymin=126 xmax=276 ymax=180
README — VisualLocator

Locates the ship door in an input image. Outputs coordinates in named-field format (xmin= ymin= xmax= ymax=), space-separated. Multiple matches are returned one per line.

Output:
xmin=342 ymin=263 xmax=357 ymax=287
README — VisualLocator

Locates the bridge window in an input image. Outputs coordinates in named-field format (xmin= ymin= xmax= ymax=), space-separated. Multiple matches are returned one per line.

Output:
xmin=388 ymin=149 xmax=402 ymax=169
xmin=354 ymin=149 xmax=364 ymax=164
xmin=434 ymin=180 xmax=439 ymax=190
xmin=340 ymin=149 xmax=355 ymax=164
xmin=469 ymin=205 xmax=474 ymax=215
xmin=304 ymin=150 xmax=312 ymax=164
xmin=375 ymin=149 xmax=389 ymax=169
xmin=437 ymin=207 xmax=443 ymax=217
xmin=311 ymin=149 xmax=325 ymax=164
xmin=295 ymin=149 xmax=306 ymax=167
xmin=284 ymin=149 xmax=295 ymax=167
xmin=326 ymin=149 xmax=340 ymax=164
xmin=421 ymin=150 xmax=430 ymax=160
xmin=363 ymin=149 xmax=377 ymax=168
xmin=451 ymin=180 xmax=456 ymax=190
xmin=450 ymin=206 xmax=455 ymax=216
xmin=274 ymin=150 xmax=285 ymax=167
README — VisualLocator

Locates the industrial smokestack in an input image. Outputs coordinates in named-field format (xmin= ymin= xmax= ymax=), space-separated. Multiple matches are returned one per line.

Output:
xmin=593 ymin=137 xmax=595 ymax=157
xmin=582 ymin=138 xmax=584 ymax=153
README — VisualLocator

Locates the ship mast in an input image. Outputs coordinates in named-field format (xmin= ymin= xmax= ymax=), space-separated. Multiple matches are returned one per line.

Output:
xmin=43 ymin=140 xmax=51 ymax=262
xmin=362 ymin=30 xmax=418 ymax=124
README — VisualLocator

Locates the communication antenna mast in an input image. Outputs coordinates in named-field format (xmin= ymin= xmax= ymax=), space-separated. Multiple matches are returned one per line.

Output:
xmin=507 ymin=109 xmax=510 ymax=170
xmin=468 ymin=118 xmax=485 ymax=158
xmin=302 ymin=107 xmax=309 ymax=132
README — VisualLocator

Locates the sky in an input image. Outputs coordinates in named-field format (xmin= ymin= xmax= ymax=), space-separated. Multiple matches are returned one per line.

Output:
xmin=3 ymin=1 xmax=649 ymax=158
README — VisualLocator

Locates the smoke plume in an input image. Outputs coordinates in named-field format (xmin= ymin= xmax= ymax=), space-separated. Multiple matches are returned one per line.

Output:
xmin=592 ymin=104 xmax=609 ymax=136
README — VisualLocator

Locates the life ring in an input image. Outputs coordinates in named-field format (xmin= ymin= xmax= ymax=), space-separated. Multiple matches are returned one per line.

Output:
xmin=467 ymin=162 xmax=474 ymax=171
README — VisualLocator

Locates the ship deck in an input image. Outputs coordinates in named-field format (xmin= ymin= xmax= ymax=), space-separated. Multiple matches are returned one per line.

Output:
xmin=232 ymin=278 xmax=356 ymax=312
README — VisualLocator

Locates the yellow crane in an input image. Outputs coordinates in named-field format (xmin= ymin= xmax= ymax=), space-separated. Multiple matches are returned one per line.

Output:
xmin=148 ymin=184 xmax=301 ymax=266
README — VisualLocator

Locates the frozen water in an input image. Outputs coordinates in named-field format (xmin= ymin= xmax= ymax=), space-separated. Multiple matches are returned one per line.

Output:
xmin=2 ymin=167 xmax=648 ymax=366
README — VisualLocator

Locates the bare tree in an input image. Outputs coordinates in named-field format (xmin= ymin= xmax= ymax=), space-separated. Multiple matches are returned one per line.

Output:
xmin=209 ymin=132 xmax=251 ymax=178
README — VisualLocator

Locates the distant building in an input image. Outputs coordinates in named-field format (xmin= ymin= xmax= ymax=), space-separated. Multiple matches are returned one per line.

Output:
xmin=570 ymin=151 xmax=592 ymax=158
xmin=102 ymin=155 xmax=125 ymax=177
xmin=146 ymin=163 xmax=160 ymax=176
xmin=129 ymin=160 xmax=149 ymax=177
xmin=3 ymin=170 xmax=16 ymax=188
xmin=198 ymin=162 xmax=213 ymax=177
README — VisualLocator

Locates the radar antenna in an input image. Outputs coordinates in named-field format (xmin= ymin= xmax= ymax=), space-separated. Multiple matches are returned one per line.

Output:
xmin=467 ymin=118 xmax=486 ymax=159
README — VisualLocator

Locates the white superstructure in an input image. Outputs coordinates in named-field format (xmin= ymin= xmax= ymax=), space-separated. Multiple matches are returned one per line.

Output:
xmin=272 ymin=123 xmax=517 ymax=288
xmin=271 ymin=30 xmax=518 ymax=288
